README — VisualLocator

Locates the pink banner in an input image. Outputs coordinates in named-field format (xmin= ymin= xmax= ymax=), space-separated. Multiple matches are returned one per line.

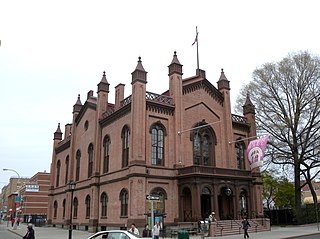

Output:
xmin=246 ymin=136 xmax=269 ymax=169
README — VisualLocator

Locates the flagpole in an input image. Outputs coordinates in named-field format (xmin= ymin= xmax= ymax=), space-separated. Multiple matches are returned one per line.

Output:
xmin=196 ymin=26 xmax=199 ymax=72
xmin=228 ymin=134 xmax=269 ymax=144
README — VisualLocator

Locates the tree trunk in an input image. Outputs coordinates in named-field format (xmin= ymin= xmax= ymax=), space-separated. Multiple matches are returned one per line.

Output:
xmin=294 ymin=160 xmax=301 ymax=223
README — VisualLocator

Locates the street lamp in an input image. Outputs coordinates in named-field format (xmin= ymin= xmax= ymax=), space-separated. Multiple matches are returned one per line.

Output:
xmin=3 ymin=168 xmax=20 ymax=230
xmin=69 ymin=181 xmax=76 ymax=239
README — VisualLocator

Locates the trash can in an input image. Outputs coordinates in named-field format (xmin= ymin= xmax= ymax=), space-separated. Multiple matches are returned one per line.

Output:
xmin=178 ymin=230 xmax=189 ymax=239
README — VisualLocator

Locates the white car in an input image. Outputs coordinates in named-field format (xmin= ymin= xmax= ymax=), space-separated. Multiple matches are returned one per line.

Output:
xmin=86 ymin=230 xmax=151 ymax=239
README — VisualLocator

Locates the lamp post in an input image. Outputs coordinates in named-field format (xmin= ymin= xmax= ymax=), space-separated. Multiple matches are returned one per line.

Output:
xmin=69 ymin=181 xmax=76 ymax=239
xmin=3 ymin=168 xmax=20 ymax=230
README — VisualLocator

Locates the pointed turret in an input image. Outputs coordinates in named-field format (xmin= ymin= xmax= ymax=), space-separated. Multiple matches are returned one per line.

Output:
xmin=97 ymin=71 xmax=110 ymax=119
xmin=97 ymin=71 xmax=110 ymax=93
xmin=243 ymin=93 xmax=255 ymax=115
xmin=130 ymin=56 xmax=147 ymax=165
xmin=131 ymin=57 xmax=147 ymax=83
xmin=217 ymin=68 xmax=230 ymax=90
xmin=73 ymin=94 xmax=82 ymax=113
xmin=168 ymin=51 xmax=183 ymax=76
xmin=53 ymin=123 xmax=62 ymax=141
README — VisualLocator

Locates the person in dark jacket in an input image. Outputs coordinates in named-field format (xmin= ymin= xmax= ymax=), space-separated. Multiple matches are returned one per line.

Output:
xmin=242 ymin=217 xmax=250 ymax=239
xmin=23 ymin=223 xmax=35 ymax=239
xmin=142 ymin=224 xmax=152 ymax=237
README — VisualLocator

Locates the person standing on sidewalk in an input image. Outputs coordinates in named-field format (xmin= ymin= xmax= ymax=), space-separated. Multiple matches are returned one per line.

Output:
xmin=153 ymin=221 xmax=160 ymax=239
xmin=242 ymin=217 xmax=250 ymax=239
xmin=23 ymin=223 xmax=35 ymax=239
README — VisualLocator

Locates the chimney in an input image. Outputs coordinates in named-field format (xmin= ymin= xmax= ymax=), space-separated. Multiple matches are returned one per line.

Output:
xmin=87 ymin=90 xmax=94 ymax=100
xmin=115 ymin=83 xmax=125 ymax=109
xmin=64 ymin=124 xmax=72 ymax=139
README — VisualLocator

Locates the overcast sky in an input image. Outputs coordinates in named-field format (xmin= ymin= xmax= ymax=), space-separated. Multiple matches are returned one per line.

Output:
xmin=1 ymin=0 xmax=319 ymax=186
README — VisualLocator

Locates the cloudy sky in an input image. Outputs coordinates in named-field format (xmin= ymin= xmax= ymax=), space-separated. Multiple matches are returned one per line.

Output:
xmin=1 ymin=0 xmax=319 ymax=186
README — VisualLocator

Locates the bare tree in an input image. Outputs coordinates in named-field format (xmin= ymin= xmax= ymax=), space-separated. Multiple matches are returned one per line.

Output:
xmin=236 ymin=51 xmax=320 ymax=222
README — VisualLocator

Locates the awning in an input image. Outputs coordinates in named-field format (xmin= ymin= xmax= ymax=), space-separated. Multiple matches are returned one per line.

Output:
xmin=303 ymin=196 xmax=320 ymax=204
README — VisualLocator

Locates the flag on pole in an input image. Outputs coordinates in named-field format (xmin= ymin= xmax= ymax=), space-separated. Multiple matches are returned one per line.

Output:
xmin=246 ymin=135 xmax=269 ymax=169
xmin=192 ymin=31 xmax=198 ymax=46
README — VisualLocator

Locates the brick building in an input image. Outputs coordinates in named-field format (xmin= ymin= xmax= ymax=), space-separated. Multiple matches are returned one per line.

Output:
xmin=1 ymin=177 xmax=30 ymax=221
xmin=48 ymin=52 xmax=263 ymax=232
xmin=19 ymin=172 xmax=50 ymax=223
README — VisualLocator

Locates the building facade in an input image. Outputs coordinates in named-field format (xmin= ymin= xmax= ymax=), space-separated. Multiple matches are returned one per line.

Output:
xmin=1 ymin=177 xmax=30 ymax=221
xmin=48 ymin=52 xmax=263 ymax=232
xmin=19 ymin=172 xmax=51 ymax=223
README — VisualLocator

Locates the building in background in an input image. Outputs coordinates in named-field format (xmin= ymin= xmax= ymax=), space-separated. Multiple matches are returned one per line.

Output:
xmin=19 ymin=172 xmax=50 ymax=223
xmin=48 ymin=53 xmax=263 ymax=232
xmin=1 ymin=177 xmax=30 ymax=221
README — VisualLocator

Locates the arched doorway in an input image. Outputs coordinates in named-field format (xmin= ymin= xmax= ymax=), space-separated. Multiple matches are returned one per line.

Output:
xmin=201 ymin=187 xmax=212 ymax=220
xmin=218 ymin=187 xmax=234 ymax=220
xmin=182 ymin=187 xmax=192 ymax=221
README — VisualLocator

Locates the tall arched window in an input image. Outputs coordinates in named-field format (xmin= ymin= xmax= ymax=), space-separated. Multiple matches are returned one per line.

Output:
xmin=151 ymin=124 xmax=165 ymax=166
xmin=119 ymin=189 xmax=128 ymax=217
xmin=73 ymin=197 xmax=78 ymax=218
xmin=236 ymin=141 xmax=246 ymax=169
xmin=100 ymin=192 xmax=108 ymax=217
xmin=56 ymin=160 xmax=61 ymax=187
xmin=53 ymin=201 xmax=58 ymax=218
xmin=191 ymin=122 xmax=216 ymax=166
xmin=75 ymin=150 xmax=81 ymax=181
xmin=239 ymin=189 xmax=248 ymax=217
xmin=103 ymin=136 xmax=111 ymax=173
xmin=85 ymin=195 xmax=91 ymax=218
xmin=122 ymin=126 xmax=130 ymax=168
xmin=65 ymin=156 xmax=69 ymax=184
xmin=88 ymin=144 xmax=94 ymax=178
xmin=62 ymin=199 xmax=66 ymax=219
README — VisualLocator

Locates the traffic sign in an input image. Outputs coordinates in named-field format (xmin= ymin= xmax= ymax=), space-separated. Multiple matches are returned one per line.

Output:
xmin=146 ymin=194 xmax=160 ymax=200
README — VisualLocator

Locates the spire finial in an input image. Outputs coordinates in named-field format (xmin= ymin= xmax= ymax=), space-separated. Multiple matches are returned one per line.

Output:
xmin=103 ymin=71 xmax=106 ymax=76
xmin=221 ymin=68 xmax=224 ymax=73
xmin=174 ymin=51 xmax=177 ymax=56
xmin=138 ymin=56 xmax=141 ymax=62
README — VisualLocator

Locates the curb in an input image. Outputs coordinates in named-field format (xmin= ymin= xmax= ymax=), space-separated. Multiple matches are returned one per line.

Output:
xmin=8 ymin=228 xmax=24 ymax=237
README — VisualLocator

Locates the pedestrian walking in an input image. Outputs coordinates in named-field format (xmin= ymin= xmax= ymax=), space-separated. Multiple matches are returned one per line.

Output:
xmin=23 ymin=223 xmax=35 ymax=239
xmin=242 ymin=217 xmax=250 ymax=239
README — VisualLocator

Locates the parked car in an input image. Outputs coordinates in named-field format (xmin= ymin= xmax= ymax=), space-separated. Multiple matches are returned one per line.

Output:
xmin=86 ymin=230 xmax=151 ymax=239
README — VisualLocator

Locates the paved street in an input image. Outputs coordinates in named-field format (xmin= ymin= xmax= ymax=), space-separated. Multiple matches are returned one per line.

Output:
xmin=2 ymin=222 xmax=320 ymax=239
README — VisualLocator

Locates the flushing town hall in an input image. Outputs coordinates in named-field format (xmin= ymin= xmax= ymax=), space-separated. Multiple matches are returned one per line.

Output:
xmin=47 ymin=52 xmax=263 ymax=232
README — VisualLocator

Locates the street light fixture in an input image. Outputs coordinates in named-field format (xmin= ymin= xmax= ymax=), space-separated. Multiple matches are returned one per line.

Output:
xmin=69 ymin=181 xmax=76 ymax=239
xmin=3 ymin=168 xmax=20 ymax=230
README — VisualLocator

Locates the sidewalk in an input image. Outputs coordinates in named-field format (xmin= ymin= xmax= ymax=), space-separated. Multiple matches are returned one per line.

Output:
xmin=3 ymin=222 xmax=320 ymax=239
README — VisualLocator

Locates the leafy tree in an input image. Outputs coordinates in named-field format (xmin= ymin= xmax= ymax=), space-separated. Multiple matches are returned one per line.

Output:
xmin=262 ymin=171 xmax=278 ymax=212
xmin=274 ymin=177 xmax=295 ymax=209
xmin=236 ymin=51 xmax=320 ymax=222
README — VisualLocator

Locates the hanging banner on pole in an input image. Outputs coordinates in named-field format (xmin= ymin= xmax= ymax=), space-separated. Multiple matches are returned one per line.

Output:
xmin=246 ymin=135 xmax=269 ymax=169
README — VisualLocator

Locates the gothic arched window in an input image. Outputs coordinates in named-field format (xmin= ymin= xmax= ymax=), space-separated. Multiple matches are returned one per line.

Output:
xmin=73 ymin=197 xmax=78 ymax=218
xmin=122 ymin=126 xmax=130 ymax=168
xmin=88 ymin=144 xmax=94 ymax=178
xmin=65 ymin=156 xmax=69 ymax=184
xmin=151 ymin=124 xmax=165 ymax=166
xmin=75 ymin=150 xmax=81 ymax=181
xmin=119 ymin=189 xmax=128 ymax=217
xmin=191 ymin=122 xmax=216 ymax=166
xmin=53 ymin=201 xmax=58 ymax=218
xmin=236 ymin=141 xmax=246 ymax=169
xmin=56 ymin=160 xmax=61 ymax=187
xmin=103 ymin=136 xmax=111 ymax=173
xmin=85 ymin=195 xmax=91 ymax=218
xmin=100 ymin=192 xmax=108 ymax=217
